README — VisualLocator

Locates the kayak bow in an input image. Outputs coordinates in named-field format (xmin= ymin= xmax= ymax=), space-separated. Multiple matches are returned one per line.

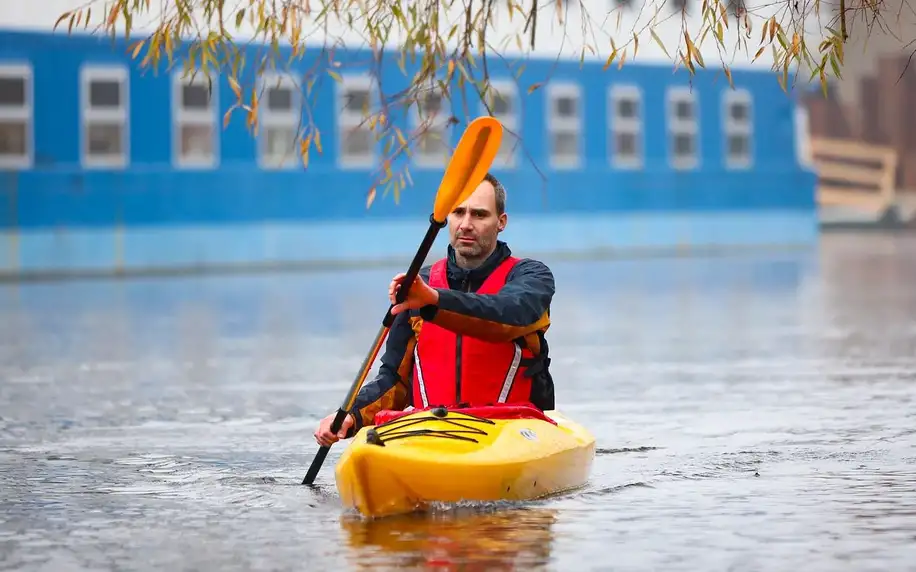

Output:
xmin=334 ymin=403 xmax=596 ymax=519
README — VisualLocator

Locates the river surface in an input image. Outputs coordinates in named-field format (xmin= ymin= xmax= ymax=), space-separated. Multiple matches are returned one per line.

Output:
xmin=1 ymin=232 xmax=915 ymax=571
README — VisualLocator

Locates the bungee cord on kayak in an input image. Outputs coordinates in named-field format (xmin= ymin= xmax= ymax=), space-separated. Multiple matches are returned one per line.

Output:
xmin=365 ymin=408 xmax=497 ymax=446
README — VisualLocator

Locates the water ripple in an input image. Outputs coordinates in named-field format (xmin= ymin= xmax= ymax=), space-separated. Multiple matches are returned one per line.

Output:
xmin=1 ymin=235 xmax=916 ymax=570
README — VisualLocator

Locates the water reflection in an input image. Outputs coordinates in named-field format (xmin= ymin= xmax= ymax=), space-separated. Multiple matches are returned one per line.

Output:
xmin=341 ymin=506 xmax=558 ymax=570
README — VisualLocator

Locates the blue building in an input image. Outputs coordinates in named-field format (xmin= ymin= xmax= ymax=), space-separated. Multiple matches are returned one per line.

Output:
xmin=0 ymin=8 xmax=819 ymax=279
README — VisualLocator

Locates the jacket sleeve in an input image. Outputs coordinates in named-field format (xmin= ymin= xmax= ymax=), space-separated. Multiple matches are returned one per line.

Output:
xmin=420 ymin=258 xmax=554 ymax=343
xmin=346 ymin=267 xmax=427 ymax=430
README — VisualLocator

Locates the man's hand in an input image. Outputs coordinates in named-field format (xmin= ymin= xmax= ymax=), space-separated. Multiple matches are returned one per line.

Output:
xmin=389 ymin=272 xmax=440 ymax=315
xmin=314 ymin=412 xmax=355 ymax=447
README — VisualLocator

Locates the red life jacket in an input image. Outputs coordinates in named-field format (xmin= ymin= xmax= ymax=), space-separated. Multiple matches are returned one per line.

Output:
xmin=410 ymin=255 xmax=538 ymax=408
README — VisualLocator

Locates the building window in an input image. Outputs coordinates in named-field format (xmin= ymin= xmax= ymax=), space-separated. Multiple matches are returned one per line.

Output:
xmin=257 ymin=73 xmax=300 ymax=169
xmin=794 ymin=104 xmax=813 ymax=168
xmin=0 ymin=64 xmax=32 ymax=169
xmin=608 ymin=85 xmax=642 ymax=168
xmin=667 ymin=87 xmax=698 ymax=169
xmin=173 ymin=71 xmax=218 ymax=168
xmin=723 ymin=89 xmax=753 ymax=168
xmin=480 ymin=80 xmax=518 ymax=169
xmin=337 ymin=77 xmax=376 ymax=168
xmin=547 ymin=83 xmax=581 ymax=168
xmin=412 ymin=87 xmax=450 ymax=167
xmin=81 ymin=65 xmax=129 ymax=168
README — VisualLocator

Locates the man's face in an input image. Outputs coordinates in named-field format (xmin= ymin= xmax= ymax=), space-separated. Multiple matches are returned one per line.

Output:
xmin=448 ymin=180 xmax=507 ymax=266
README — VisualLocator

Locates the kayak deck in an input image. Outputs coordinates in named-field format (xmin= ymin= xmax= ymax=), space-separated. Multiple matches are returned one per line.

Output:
xmin=334 ymin=404 xmax=596 ymax=519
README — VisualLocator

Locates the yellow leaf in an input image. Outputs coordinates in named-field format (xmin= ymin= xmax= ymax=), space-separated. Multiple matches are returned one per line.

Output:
xmin=300 ymin=138 xmax=310 ymax=167
xmin=651 ymin=29 xmax=670 ymax=58
xmin=327 ymin=70 xmax=342 ymax=82
xmin=130 ymin=39 xmax=145 ymax=59
xmin=366 ymin=187 xmax=376 ymax=209
xmin=314 ymin=130 xmax=323 ymax=153
xmin=829 ymin=52 xmax=842 ymax=79
xmin=527 ymin=82 xmax=542 ymax=94
xmin=223 ymin=108 xmax=233 ymax=129
xmin=603 ymin=49 xmax=618 ymax=70
xmin=53 ymin=11 xmax=71 ymax=31
xmin=165 ymin=28 xmax=173 ymax=62
xmin=228 ymin=75 xmax=242 ymax=99
xmin=753 ymin=46 xmax=765 ymax=61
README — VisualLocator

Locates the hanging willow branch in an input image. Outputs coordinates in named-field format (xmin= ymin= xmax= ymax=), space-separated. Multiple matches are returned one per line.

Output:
xmin=51 ymin=0 xmax=892 ymax=202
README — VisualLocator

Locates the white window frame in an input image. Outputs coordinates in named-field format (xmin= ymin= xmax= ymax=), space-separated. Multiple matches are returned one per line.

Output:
xmin=722 ymin=88 xmax=753 ymax=169
xmin=608 ymin=84 xmax=643 ymax=169
xmin=667 ymin=87 xmax=698 ymax=170
xmin=0 ymin=63 xmax=33 ymax=170
xmin=546 ymin=82 xmax=582 ymax=169
xmin=479 ymin=80 xmax=519 ymax=169
xmin=411 ymin=85 xmax=450 ymax=168
xmin=172 ymin=69 xmax=219 ymax=169
xmin=794 ymin=103 xmax=813 ymax=168
xmin=257 ymin=71 xmax=300 ymax=170
xmin=336 ymin=76 xmax=376 ymax=169
xmin=81 ymin=64 xmax=129 ymax=169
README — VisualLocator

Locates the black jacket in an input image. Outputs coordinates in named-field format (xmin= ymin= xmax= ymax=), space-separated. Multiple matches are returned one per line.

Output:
xmin=348 ymin=240 xmax=556 ymax=429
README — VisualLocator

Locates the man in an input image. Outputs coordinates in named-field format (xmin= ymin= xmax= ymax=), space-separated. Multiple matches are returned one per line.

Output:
xmin=314 ymin=173 xmax=556 ymax=447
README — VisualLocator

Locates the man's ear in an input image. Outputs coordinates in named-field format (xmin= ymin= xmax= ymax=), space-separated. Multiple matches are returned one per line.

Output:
xmin=497 ymin=213 xmax=508 ymax=233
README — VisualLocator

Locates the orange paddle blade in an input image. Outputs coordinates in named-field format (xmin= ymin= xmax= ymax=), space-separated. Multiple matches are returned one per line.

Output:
xmin=431 ymin=116 xmax=504 ymax=223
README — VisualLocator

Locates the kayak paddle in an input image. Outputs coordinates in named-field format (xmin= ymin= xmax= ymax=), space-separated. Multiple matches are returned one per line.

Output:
xmin=302 ymin=115 xmax=504 ymax=485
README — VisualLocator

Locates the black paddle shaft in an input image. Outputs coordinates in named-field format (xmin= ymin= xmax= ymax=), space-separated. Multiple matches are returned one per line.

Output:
xmin=382 ymin=214 xmax=446 ymax=327
xmin=302 ymin=215 xmax=447 ymax=485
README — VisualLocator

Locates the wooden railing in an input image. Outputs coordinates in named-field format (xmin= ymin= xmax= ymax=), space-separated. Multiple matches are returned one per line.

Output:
xmin=810 ymin=137 xmax=898 ymax=214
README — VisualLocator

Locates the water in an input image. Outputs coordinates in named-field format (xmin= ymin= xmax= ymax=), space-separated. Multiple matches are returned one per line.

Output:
xmin=1 ymin=233 xmax=915 ymax=571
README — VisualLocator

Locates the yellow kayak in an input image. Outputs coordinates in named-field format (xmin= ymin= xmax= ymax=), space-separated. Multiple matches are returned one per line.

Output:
xmin=334 ymin=403 xmax=596 ymax=519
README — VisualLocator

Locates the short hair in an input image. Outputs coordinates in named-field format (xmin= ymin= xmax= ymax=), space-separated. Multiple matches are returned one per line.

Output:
xmin=483 ymin=172 xmax=506 ymax=216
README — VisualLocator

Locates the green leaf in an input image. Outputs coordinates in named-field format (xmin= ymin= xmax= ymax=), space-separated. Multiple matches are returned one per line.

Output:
xmin=651 ymin=29 xmax=670 ymax=58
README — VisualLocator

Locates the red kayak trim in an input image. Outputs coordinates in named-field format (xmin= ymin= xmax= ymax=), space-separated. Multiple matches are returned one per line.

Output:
xmin=373 ymin=402 xmax=557 ymax=427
